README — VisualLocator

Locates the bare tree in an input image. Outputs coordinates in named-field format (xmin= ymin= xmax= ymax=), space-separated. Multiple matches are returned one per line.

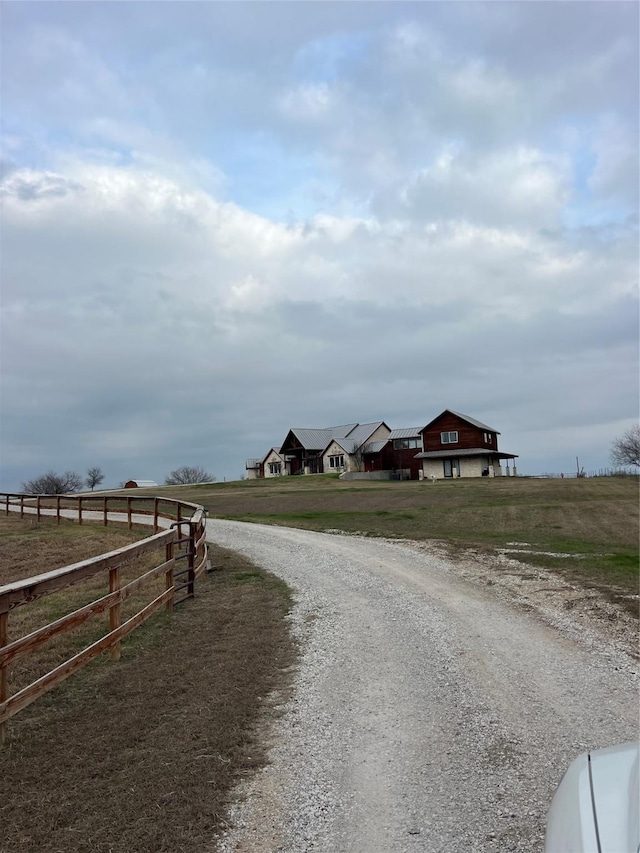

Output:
xmin=22 ymin=470 xmax=83 ymax=495
xmin=349 ymin=442 xmax=372 ymax=473
xmin=164 ymin=465 xmax=215 ymax=485
xmin=610 ymin=425 xmax=640 ymax=468
xmin=86 ymin=466 xmax=105 ymax=491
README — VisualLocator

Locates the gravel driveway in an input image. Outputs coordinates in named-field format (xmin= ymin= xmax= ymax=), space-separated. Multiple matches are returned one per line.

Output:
xmin=210 ymin=520 xmax=638 ymax=853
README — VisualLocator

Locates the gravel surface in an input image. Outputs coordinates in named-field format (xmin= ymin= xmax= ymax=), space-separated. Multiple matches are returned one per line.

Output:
xmin=210 ymin=520 xmax=638 ymax=853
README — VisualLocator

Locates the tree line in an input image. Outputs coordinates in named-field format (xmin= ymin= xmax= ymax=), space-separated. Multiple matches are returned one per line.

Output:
xmin=21 ymin=465 xmax=215 ymax=495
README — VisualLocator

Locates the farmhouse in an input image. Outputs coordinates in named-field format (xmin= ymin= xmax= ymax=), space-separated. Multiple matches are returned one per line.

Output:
xmin=246 ymin=410 xmax=518 ymax=480
xmin=416 ymin=410 xmax=518 ymax=478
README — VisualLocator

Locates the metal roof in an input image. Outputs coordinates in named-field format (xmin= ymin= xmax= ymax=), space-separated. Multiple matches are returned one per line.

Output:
xmin=389 ymin=427 xmax=422 ymax=439
xmin=286 ymin=424 xmax=358 ymax=450
xmin=329 ymin=438 xmax=358 ymax=454
xmin=415 ymin=448 xmax=518 ymax=459
xmin=245 ymin=459 xmax=261 ymax=468
xmin=289 ymin=428 xmax=333 ymax=450
xmin=261 ymin=448 xmax=284 ymax=463
xmin=447 ymin=411 xmax=500 ymax=433
xmin=345 ymin=421 xmax=387 ymax=446
xmin=364 ymin=440 xmax=389 ymax=453
xmin=325 ymin=423 xmax=359 ymax=438
xmin=125 ymin=479 xmax=158 ymax=487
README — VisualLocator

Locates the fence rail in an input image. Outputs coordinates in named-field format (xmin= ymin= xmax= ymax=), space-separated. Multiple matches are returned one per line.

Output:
xmin=530 ymin=469 xmax=639 ymax=479
xmin=0 ymin=492 xmax=209 ymax=745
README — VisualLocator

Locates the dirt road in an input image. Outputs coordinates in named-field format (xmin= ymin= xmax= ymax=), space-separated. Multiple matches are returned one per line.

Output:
xmin=210 ymin=520 xmax=638 ymax=853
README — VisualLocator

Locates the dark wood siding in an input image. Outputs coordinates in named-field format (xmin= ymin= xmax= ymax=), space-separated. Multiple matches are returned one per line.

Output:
xmin=364 ymin=443 xmax=422 ymax=479
xmin=420 ymin=412 xmax=498 ymax=452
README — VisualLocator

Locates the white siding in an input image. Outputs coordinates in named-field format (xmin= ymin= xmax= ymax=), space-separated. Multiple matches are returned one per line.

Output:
xmin=458 ymin=457 xmax=484 ymax=478
xmin=366 ymin=424 xmax=392 ymax=444
xmin=322 ymin=441 xmax=348 ymax=473
xmin=421 ymin=455 xmax=498 ymax=480
xmin=263 ymin=449 xmax=286 ymax=478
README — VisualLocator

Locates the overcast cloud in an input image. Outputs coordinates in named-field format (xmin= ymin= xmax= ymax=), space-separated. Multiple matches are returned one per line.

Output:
xmin=1 ymin=1 xmax=638 ymax=488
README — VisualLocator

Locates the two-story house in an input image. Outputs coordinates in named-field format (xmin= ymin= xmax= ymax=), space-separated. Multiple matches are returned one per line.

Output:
xmin=415 ymin=410 xmax=518 ymax=478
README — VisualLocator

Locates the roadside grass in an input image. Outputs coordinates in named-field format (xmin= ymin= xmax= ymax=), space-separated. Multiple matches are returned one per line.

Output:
xmin=147 ymin=476 xmax=639 ymax=606
xmin=0 ymin=517 xmax=295 ymax=853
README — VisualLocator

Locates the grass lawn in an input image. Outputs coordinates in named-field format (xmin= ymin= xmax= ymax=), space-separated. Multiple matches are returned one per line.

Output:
xmin=142 ymin=474 xmax=639 ymax=602
xmin=0 ymin=514 xmax=294 ymax=852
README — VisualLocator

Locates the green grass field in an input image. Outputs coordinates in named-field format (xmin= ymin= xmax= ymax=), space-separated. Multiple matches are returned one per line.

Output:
xmin=135 ymin=474 xmax=639 ymax=600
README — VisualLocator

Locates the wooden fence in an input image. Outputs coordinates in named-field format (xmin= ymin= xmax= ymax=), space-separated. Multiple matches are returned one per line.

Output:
xmin=0 ymin=493 xmax=209 ymax=745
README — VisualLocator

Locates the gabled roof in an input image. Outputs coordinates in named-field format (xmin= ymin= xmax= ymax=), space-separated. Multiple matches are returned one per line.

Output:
xmin=261 ymin=447 xmax=284 ymax=463
xmin=281 ymin=424 xmax=358 ymax=452
xmin=420 ymin=410 xmax=500 ymax=434
xmin=245 ymin=459 xmax=261 ymax=469
xmin=285 ymin=428 xmax=332 ymax=450
xmin=345 ymin=421 xmax=388 ymax=446
xmin=389 ymin=427 xmax=422 ymax=439
xmin=329 ymin=423 xmax=359 ymax=439
xmin=322 ymin=422 xmax=389 ymax=456
xmin=328 ymin=437 xmax=358 ymax=455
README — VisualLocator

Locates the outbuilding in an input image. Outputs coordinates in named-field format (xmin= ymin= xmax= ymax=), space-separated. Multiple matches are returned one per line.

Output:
xmin=123 ymin=479 xmax=158 ymax=488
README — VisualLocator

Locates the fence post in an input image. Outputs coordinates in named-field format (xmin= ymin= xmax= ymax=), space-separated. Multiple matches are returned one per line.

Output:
xmin=78 ymin=496 xmax=83 ymax=526
xmin=127 ymin=497 xmax=132 ymax=531
xmin=154 ymin=498 xmax=159 ymax=533
xmin=36 ymin=496 xmax=41 ymax=522
xmin=4 ymin=494 xmax=8 ymax=516
xmin=20 ymin=495 xmax=24 ymax=520
xmin=103 ymin=496 xmax=108 ymax=527
xmin=187 ymin=522 xmax=196 ymax=599
xmin=0 ymin=611 xmax=7 ymax=747
xmin=56 ymin=495 xmax=61 ymax=525
xmin=165 ymin=537 xmax=175 ymax=614
xmin=109 ymin=566 xmax=121 ymax=661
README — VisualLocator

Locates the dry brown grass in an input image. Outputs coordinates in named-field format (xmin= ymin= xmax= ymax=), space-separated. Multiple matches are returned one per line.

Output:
xmin=0 ymin=531 xmax=295 ymax=853
xmin=159 ymin=476 xmax=638 ymax=601
xmin=0 ymin=515 xmax=171 ymax=697
xmin=0 ymin=514 xmax=149 ymax=586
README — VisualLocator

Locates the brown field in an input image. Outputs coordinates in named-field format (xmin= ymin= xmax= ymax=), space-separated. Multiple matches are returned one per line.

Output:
xmin=0 ymin=515 xmax=294 ymax=853
xmin=145 ymin=474 xmax=639 ymax=604
xmin=0 ymin=515 xmax=170 ymax=696
xmin=0 ymin=514 xmax=149 ymax=587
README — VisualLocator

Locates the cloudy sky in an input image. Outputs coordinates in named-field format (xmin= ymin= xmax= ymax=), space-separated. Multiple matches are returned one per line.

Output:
xmin=1 ymin=2 xmax=638 ymax=488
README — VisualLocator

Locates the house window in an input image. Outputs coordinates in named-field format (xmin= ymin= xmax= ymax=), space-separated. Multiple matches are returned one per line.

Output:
xmin=268 ymin=462 xmax=282 ymax=475
xmin=483 ymin=432 xmax=492 ymax=444
xmin=440 ymin=431 xmax=458 ymax=444
xmin=329 ymin=455 xmax=345 ymax=469
xmin=393 ymin=438 xmax=421 ymax=449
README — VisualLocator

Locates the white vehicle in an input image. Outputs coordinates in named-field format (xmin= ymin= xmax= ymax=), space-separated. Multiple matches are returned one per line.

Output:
xmin=545 ymin=741 xmax=639 ymax=852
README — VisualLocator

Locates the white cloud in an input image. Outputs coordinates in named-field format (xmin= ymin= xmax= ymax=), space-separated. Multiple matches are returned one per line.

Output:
xmin=0 ymin=3 xmax=637 ymax=487
xmin=382 ymin=145 xmax=569 ymax=229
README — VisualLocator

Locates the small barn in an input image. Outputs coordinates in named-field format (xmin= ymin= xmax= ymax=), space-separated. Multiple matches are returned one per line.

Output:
xmin=123 ymin=479 xmax=158 ymax=489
